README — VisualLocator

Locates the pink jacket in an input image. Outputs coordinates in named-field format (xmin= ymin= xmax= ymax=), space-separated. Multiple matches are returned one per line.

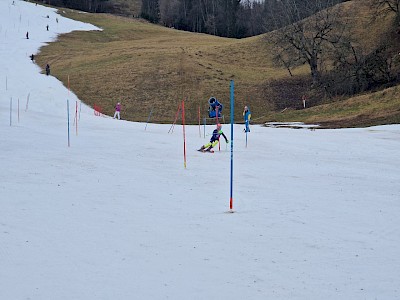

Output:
xmin=115 ymin=103 xmax=121 ymax=112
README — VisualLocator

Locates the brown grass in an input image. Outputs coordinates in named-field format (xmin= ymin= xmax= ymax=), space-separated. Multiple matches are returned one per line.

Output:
xmin=35 ymin=0 xmax=400 ymax=127
xmin=36 ymin=11 xmax=286 ymax=123
xmin=263 ymin=85 xmax=400 ymax=128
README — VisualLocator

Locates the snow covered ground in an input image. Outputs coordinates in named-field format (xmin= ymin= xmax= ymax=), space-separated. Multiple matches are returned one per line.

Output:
xmin=1 ymin=1 xmax=400 ymax=299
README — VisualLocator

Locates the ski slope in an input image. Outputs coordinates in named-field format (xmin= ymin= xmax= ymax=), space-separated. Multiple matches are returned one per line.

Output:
xmin=1 ymin=1 xmax=400 ymax=299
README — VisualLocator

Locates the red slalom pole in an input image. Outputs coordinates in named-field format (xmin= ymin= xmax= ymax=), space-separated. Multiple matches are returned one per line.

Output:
xmin=168 ymin=102 xmax=181 ymax=134
xmin=182 ymin=99 xmax=187 ymax=169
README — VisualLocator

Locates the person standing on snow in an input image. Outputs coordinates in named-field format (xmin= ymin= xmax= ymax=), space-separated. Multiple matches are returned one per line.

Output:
xmin=45 ymin=64 xmax=50 ymax=76
xmin=198 ymin=123 xmax=228 ymax=152
xmin=243 ymin=105 xmax=251 ymax=132
xmin=113 ymin=102 xmax=121 ymax=119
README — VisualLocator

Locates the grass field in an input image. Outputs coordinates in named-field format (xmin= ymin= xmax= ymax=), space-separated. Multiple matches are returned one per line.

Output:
xmin=35 ymin=0 xmax=400 ymax=127
xmin=264 ymin=86 xmax=400 ymax=128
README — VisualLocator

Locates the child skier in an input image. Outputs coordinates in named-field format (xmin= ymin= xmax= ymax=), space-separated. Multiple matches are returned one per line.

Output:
xmin=113 ymin=102 xmax=121 ymax=119
xmin=198 ymin=123 xmax=229 ymax=152
xmin=243 ymin=105 xmax=251 ymax=132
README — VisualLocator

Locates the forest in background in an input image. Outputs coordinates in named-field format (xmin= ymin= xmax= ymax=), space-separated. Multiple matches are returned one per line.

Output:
xmin=142 ymin=0 xmax=350 ymax=38
xmin=39 ymin=0 xmax=348 ymax=38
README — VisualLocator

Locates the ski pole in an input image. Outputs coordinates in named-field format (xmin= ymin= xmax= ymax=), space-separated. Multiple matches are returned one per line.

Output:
xmin=9 ymin=97 xmax=12 ymax=126
xmin=182 ymin=99 xmax=187 ymax=169
xmin=25 ymin=93 xmax=30 ymax=111
xmin=145 ymin=108 xmax=153 ymax=131
xmin=67 ymin=99 xmax=70 ymax=147
xmin=198 ymin=105 xmax=201 ymax=137
xmin=204 ymin=117 xmax=206 ymax=139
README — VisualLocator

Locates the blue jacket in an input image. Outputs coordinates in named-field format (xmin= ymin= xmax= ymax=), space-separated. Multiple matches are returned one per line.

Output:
xmin=244 ymin=109 xmax=251 ymax=122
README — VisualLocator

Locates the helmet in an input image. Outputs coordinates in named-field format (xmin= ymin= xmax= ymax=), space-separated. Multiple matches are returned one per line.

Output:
xmin=217 ymin=123 xmax=222 ymax=129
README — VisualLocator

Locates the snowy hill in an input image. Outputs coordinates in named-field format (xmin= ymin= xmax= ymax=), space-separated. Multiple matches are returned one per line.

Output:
xmin=1 ymin=1 xmax=400 ymax=299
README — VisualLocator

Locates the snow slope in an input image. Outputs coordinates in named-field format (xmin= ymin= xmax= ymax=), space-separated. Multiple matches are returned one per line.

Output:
xmin=1 ymin=1 xmax=400 ymax=299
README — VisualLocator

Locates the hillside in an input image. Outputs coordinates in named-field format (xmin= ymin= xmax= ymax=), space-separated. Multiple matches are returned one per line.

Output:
xmin=35 ymin=10 xmax=285 ymax=123
xmin=35 ymin=0 xmax=400 ymax=126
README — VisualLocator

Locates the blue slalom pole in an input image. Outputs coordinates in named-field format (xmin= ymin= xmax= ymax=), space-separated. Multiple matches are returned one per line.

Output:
xmin=67 ymin=99 xmax=70 ymax=147
xmin=145 ymin=108 xmax=153 ymax=131
xmin=230 ymin=80 xmax=234 ymax=211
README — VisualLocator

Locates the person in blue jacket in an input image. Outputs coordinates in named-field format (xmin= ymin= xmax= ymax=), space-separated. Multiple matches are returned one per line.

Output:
xmin=243 ymin=105 xmax=251 ymax=132
xmin=198 ymin=123 xmax=229 ymax=152
xmin=208 ymin=97 xmax=223 ymax=118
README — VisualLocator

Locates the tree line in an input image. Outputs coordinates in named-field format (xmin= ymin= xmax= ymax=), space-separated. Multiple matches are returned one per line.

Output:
xmin=43 ymin=0 xmax=348 ymax=38
xmin=44 ymin=0 xmax=111 ymax=13
xmin=141 ymin=0 xmax=349 ymax=38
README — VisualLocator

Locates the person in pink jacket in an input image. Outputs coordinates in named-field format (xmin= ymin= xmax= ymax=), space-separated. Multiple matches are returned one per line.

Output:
xmin=113 ymin=102 xmax=121 ymax=119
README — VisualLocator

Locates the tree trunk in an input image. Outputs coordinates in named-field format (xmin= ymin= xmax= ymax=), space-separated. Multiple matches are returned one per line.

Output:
xmin=310 ymin=55 xmax=319 ymax=86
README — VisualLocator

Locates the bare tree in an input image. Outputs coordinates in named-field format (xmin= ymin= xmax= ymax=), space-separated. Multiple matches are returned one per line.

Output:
xmin=272 ymin=0 xmax=347 ymax=86
xmin=372 ymin=0 xmax=400 ymax=24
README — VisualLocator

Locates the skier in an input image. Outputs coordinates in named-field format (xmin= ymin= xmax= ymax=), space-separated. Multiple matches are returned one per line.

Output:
xmin=208 ymin=97 xmax=223 ymax=118
xmin=198 ymin=123 xmax=228 ymax=152
xmin=45 ymin=64 xmax=50 ymax=76
xmin=243 ymin=105 xmax=251 ymax=132
xmin=113 ymin=102 xmax=121 ymax=119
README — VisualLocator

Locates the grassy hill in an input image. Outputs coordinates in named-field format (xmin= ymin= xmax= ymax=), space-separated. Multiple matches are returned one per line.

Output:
xmin=264 ymin=86 xmax=400 ymax=128
xmin=35 ymin=0 xmax=400 ymax=127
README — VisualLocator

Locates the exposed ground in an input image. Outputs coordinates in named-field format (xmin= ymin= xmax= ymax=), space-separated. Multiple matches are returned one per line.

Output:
xmin=36 ymin=0 xmax=400 ymax=127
